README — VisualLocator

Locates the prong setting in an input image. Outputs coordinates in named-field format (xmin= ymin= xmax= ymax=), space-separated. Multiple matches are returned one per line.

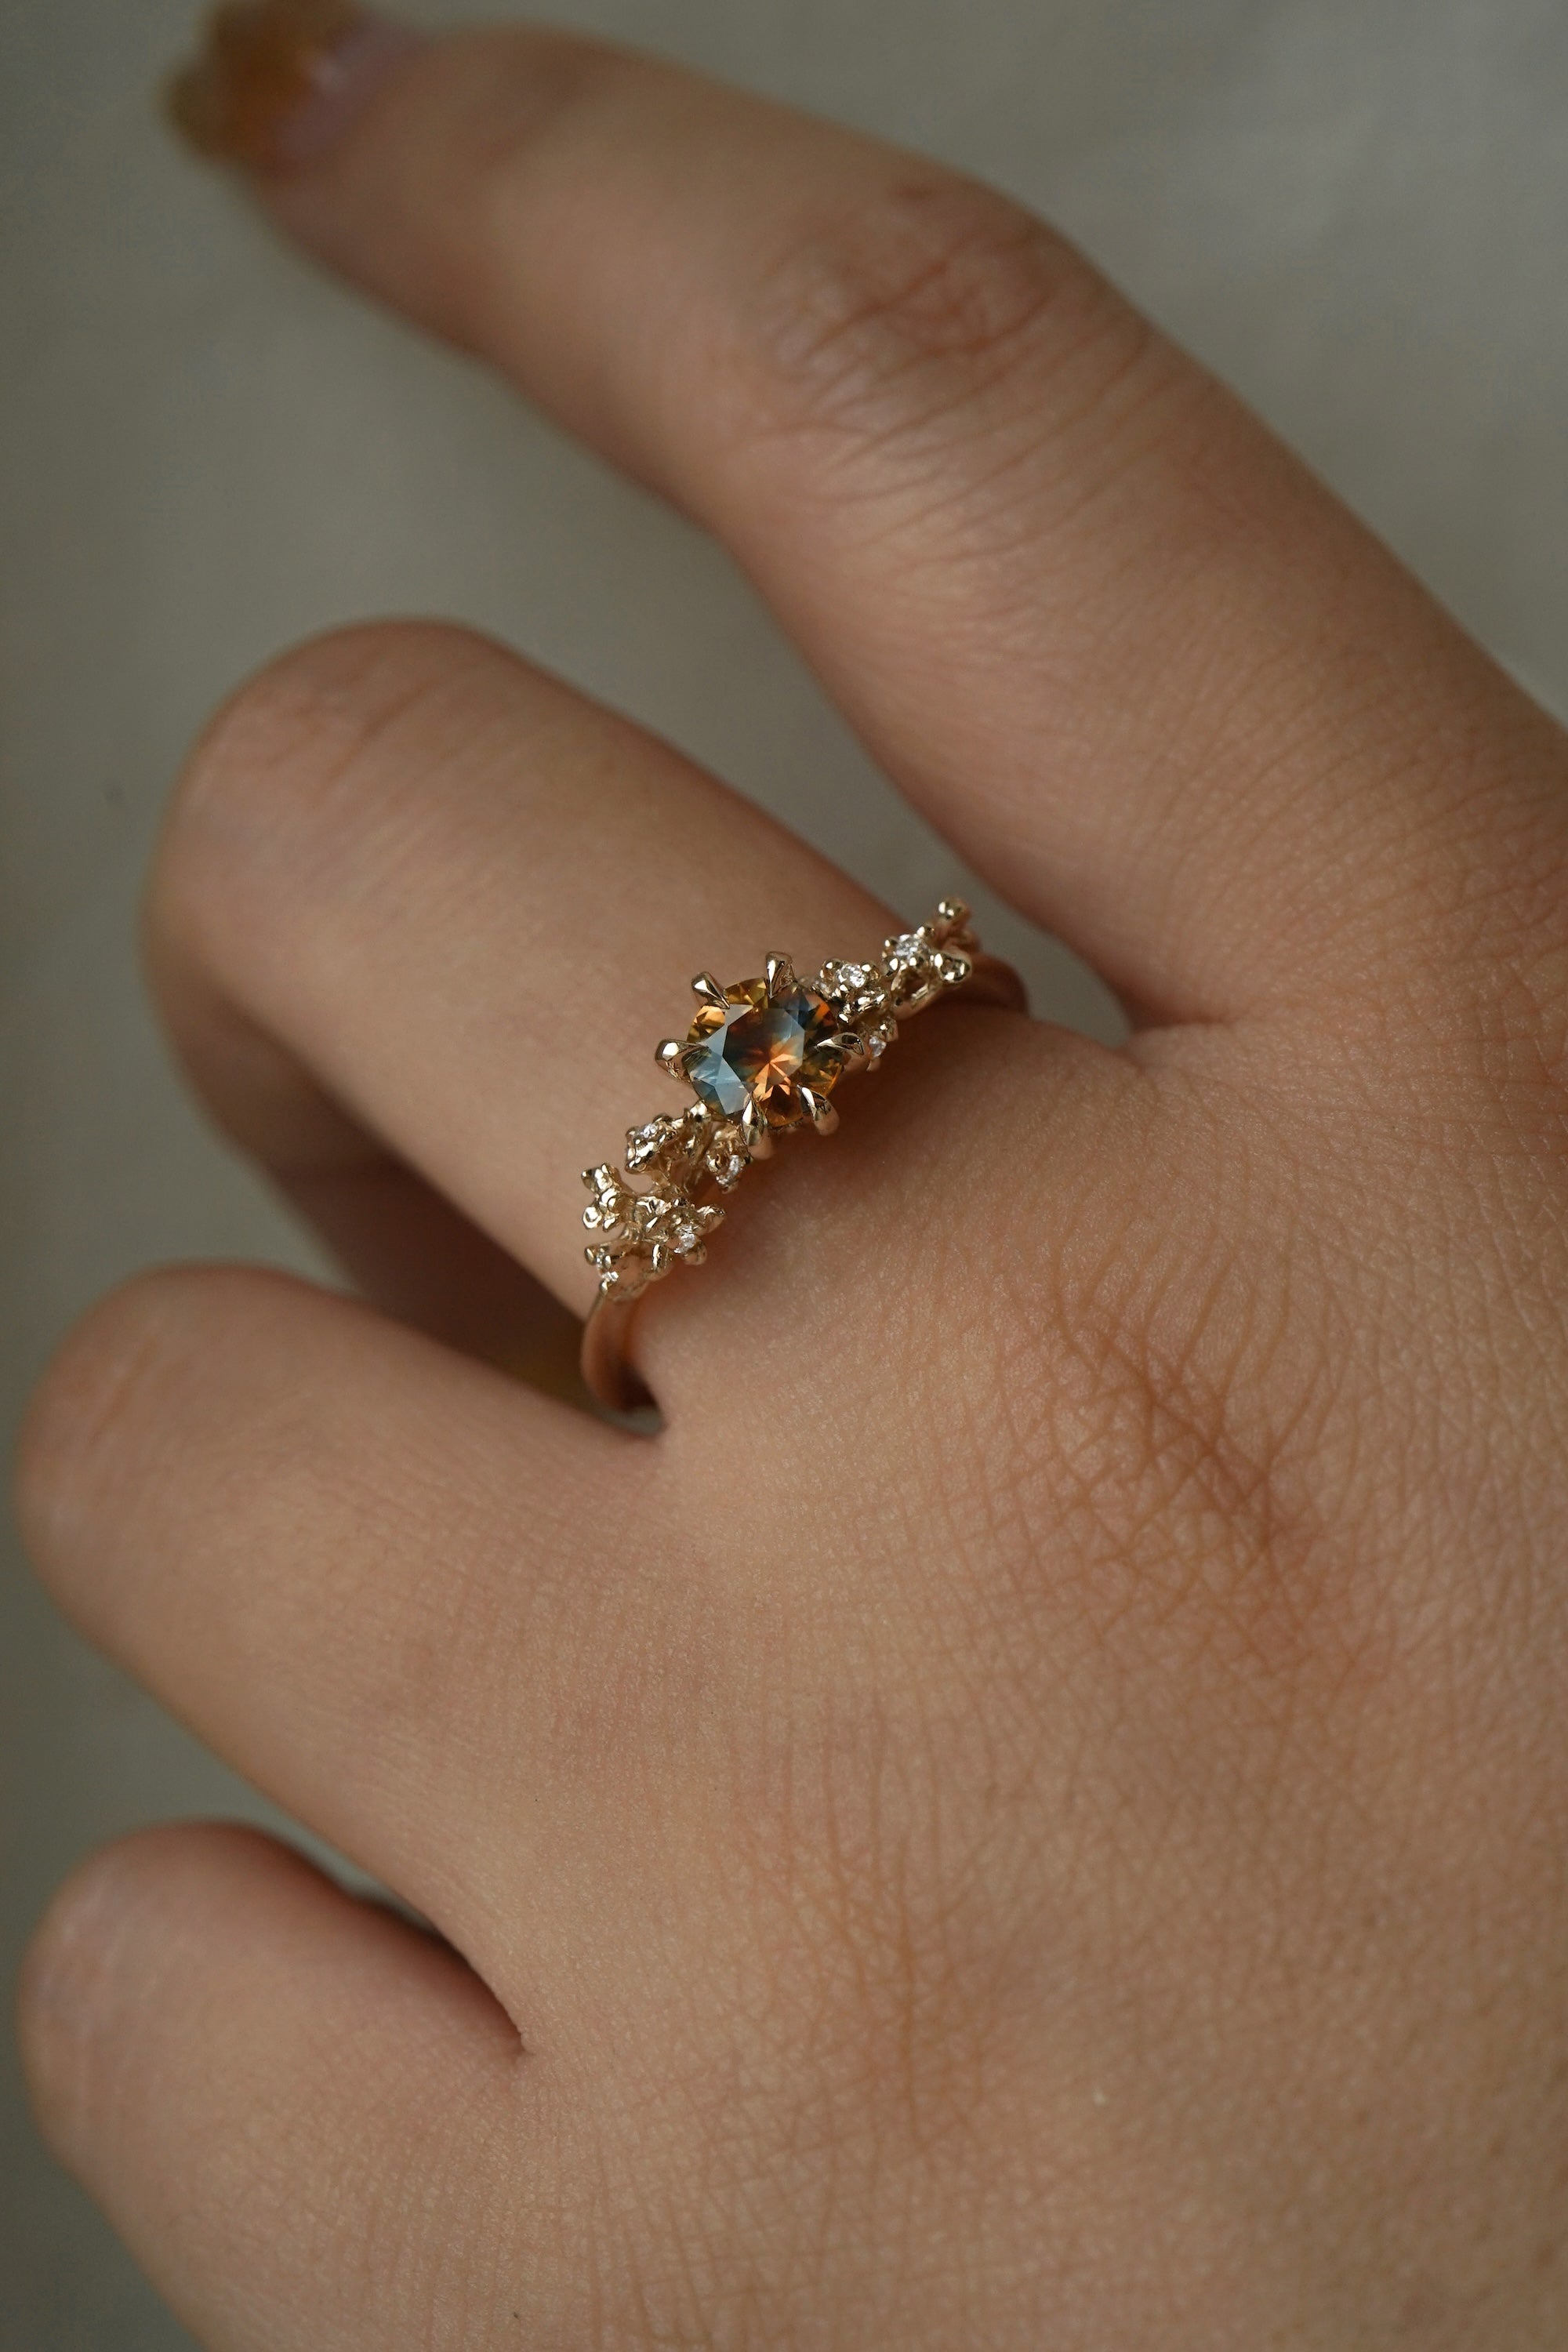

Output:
xmin=581 ymin=904 xmax=1018 ymax=1332
xmin=797 ymin=1085 xmax=839 ymax=1136
xmin=739 ymin=1099 xmax=774 ymax=1160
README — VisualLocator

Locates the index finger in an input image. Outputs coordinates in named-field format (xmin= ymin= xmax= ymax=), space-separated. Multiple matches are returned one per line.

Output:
xmin=176 ymin=9 xmax=1568 ymax=1029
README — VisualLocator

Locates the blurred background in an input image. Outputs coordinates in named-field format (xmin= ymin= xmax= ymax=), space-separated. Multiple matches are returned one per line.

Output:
xmin=3 ymin=0 xmax=1566 ymax=2339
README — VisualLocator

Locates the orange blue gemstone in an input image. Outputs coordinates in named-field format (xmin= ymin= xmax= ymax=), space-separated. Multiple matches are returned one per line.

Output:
xmin=684 ymin=978 xmax=844 ymax=1127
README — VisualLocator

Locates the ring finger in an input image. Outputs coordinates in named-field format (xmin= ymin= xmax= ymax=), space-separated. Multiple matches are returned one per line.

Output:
xmin=29 ymin=616 xmax=1061 ymax=1942
xmin=147 ymin=616 xmax=1059 ymax=1365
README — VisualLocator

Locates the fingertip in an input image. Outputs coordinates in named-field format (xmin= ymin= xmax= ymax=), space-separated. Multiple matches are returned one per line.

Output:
xmin=165 ymin=1 xmax=427 ymax=175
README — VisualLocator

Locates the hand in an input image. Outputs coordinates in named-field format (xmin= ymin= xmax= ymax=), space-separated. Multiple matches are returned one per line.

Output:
xmin=18 ymin=13 xmax=1568 ymax=2346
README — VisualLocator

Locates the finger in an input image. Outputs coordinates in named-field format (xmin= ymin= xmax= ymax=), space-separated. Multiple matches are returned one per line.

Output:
xmin=147 ymin=619 xmax=981 ymax=1317
xmin=15 ymin=1261 xmax=652 ymax=1950
xmin=166 ymin=990 xmax=591 ymax=1398
xmin=203 ymin=15 xmax=1568 ymax=1022
xmin=292 ymin=1156 xmax=588 ymax=1400
xmin=19 ymin=1823 xmax=538 ymax=2349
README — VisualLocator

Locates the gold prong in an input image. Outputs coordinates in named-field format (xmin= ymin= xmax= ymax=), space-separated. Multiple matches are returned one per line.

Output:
xmin=798 ymin=1086 xmax=840 ymax=1137
xmin=655 ymin=1038 xmax=688 ymax=1079
xmin=829 ymin=1030 xmax=867 ymax=1058
xmin=764 ymin=952 xmax=796 ymax=999
xmin=739 ymin=1099 xmax=774 ymax=1160
xmin=691 ymin=971 xmax=729 ymax=1008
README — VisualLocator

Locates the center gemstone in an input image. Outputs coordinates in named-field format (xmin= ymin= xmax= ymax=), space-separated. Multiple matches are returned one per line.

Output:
xmin=684 ymin=978 xmax=844 ymax=1128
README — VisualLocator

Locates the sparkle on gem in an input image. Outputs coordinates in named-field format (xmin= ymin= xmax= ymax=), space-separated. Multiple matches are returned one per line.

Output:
xmin=684 ymin=978 xmax=844 ymax=1127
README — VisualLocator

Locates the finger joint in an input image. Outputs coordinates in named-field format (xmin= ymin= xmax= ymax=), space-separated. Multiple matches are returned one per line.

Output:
xmin=740 ymin=172 xmax=1156 ymax=477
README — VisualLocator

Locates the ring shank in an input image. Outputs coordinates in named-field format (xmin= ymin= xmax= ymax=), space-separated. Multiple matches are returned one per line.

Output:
xmin=938 ymin=950 xmax=1029 ymax=1015
xmin=581 ymin=1289 xmax=658 ymax=1417
xmin=579 ymin=947 xmax=1026 ymax=1415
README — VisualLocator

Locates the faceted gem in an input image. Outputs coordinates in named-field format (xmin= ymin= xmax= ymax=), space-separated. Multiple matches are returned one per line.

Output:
xmin=684 ymin=977 xmax=844 ymax=1128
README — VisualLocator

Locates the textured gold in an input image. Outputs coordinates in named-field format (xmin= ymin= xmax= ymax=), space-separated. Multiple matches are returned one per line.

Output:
xmin=579 ymin=902 xmax=1025 ymax=1412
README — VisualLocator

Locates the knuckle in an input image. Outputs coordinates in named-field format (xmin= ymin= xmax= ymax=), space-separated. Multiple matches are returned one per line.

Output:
xmin=18 ymin=1825 xmax=266 ymax=2165
xmin=16 ymin=1272 xmax=183 ymax=1561
xmin=743 ymin=169 xmax=1148 ymax=464
xmin=18 ymin=1861 xmax=119 ymax=2154
xmin=152 ymin=619 xmax=500 ymax=951
xmin=14 ymin=1266 xmax=260 ymax=1572
xmin=16 ymin=1831 xmax=176 ymax=2156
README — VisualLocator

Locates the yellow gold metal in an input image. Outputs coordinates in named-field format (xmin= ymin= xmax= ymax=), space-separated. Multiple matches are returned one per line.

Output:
xmin=579 ymin=900 xmax=1025 ymax=1414
xmin=797 ymin=1084 xmax=839 ymax=1135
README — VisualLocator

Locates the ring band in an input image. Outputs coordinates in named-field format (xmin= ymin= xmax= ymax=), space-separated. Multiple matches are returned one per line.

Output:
xmin=579 ymin=899 xmax=1027 ymax=1412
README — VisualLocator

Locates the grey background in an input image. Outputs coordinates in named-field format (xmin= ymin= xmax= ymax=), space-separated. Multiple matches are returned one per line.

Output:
xmin=3 ymin=0 xmax=1566 ymax=2341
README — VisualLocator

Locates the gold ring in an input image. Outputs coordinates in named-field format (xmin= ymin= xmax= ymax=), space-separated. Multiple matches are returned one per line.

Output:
xmin=579 ymin=899 xmax=1027 ymax=1412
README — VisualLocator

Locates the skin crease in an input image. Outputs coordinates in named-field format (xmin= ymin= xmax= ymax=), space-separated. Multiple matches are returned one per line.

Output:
xmin=14 ymin=13 xmax=1568 ymax=2350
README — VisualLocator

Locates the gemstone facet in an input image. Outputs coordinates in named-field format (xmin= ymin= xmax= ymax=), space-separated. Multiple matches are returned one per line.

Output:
xmin=684 ymin=978 xmax=844 ymax=1128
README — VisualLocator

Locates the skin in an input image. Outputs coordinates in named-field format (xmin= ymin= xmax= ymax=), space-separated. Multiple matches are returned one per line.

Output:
xmin=15 ymin=21 xmax=1568 ymax=2349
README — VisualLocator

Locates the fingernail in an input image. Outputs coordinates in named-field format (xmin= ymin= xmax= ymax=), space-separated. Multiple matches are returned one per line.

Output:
xmin=166 ymin=1 xmax=427 ymax=175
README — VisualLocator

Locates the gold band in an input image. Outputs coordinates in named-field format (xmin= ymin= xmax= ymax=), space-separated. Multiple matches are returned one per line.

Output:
xmin=579 ymin=900 xmax=1026 ymax=1413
